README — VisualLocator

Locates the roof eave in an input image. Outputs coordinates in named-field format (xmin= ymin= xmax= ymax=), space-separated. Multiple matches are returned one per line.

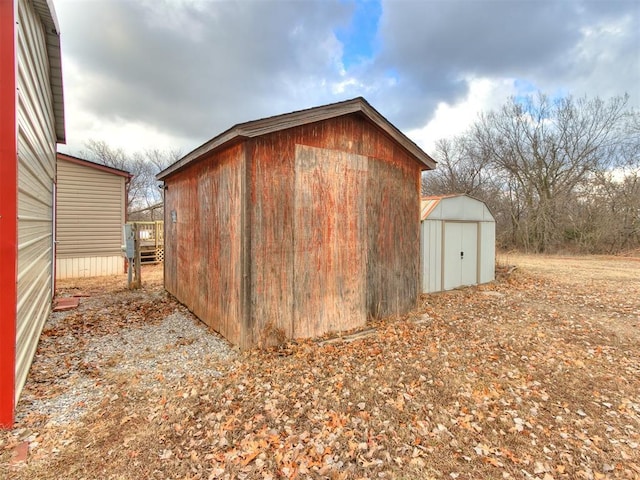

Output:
xmin=57 ymin=152 xmax=132 ymax=178
xmin=157 ymin=97 xmax=436 ymax=180
xmin=33 ymin=0 xmax=65 ymax=144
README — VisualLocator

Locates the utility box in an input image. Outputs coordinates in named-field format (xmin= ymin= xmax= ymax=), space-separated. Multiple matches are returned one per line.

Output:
xmin=421 ymin=194 xmax=495 ymax=293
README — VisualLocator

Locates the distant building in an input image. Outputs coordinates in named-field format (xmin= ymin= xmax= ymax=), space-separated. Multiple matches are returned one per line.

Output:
xmin=421 ymin=194 xmax=496 ymax=292
xmin=56 ymin=153 xmax=131 ymax=279
xmin=0 ymin=0 xmax=65 ymax=427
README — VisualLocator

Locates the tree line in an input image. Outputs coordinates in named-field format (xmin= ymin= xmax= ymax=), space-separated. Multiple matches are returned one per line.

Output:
xmin=422 ymin=93 xmax=640 ymax=254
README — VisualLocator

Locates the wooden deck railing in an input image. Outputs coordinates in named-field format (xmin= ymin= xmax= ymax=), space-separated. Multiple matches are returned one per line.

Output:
xmin=127 ymin=221 xmax=164 ymax=263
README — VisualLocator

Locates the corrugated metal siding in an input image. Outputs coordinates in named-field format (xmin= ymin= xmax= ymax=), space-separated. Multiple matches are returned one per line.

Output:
xmin=15 ymin=0 xmax=57 ymax=404
xmin=56 ymin=158 xmax=126 ymax=259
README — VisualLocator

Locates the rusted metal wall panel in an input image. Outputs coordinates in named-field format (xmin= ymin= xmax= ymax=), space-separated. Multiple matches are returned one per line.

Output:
xmin=164 ymin=144 xmax=243 ymax=345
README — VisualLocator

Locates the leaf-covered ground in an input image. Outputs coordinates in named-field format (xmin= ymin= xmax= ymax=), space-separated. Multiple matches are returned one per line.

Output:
xmin=1 ymin=254 xmax=639 ymax=479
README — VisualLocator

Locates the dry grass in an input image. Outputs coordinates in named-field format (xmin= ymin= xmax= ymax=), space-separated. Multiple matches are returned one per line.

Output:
xmin=1 ymin=256 xmax=639 ymax=479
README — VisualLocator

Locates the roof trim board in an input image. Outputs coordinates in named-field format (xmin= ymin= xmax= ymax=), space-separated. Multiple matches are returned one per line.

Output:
xmin=157 ymin=97 xmax=436 ymax=180
xmin=32 ymin=0 xmax=65 ymax=144
xmin=57 ymin=153 xmax=133 ymax=179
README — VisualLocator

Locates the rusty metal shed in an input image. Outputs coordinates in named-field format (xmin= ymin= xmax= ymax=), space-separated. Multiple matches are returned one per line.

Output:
xmin=157 ymin=97 xmax=436 ymax=349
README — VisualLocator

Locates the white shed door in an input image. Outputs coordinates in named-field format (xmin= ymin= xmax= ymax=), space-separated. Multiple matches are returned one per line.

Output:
xmin=443 ymin=222 xmax=478 ymax=290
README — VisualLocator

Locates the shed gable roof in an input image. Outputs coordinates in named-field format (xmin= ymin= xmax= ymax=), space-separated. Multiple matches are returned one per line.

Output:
xmin=421 ymin=194 xmax=495 ymax=222
xmin=157 ymin=97 xmax=436 ymax=180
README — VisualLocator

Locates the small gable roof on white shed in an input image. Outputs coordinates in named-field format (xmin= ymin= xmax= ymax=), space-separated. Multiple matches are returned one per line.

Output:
xmin=421 ymin=194 xmax=495 ymax=222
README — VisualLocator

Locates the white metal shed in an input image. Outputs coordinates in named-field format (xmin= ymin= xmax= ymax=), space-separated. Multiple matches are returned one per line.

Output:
xmin=421 ymin=194 xmax=495 ymax=293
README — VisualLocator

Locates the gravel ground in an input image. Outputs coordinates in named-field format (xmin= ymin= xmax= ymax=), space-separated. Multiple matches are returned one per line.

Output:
xmin=14 ymin=267 xmax=237 ymax=427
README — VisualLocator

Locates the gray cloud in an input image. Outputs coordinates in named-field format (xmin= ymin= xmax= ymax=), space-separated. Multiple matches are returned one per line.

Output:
xmin=372 ymin=0 xmax=639 ymax=129
xmin=56 ymin=0 xmax=639 ymax=154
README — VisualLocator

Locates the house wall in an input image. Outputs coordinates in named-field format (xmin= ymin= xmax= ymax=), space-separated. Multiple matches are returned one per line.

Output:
xmin=55 ymin=158 xmax=127 ymax=278
xmin=14 ymin=0 xmax=57 ymax=406
xmin=164 ymin=143 xmax=244 ymax=346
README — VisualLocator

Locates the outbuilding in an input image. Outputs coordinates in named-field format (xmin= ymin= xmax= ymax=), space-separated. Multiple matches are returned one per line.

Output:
xmin=158 ymin=97 xmax=436 ymax=349
xmin=421 ymin=194 xmax=495 ymax=293
xmin=0 ymin=0 xmax=65 ymax=427
xmin=55 ymin=153 xmax=132 ymax=279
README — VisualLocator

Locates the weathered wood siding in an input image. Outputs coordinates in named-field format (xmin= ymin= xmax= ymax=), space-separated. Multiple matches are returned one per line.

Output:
xmin=365 ymin=156 xmax=421 ymax=317
xmin=164 ymin=144 xmax=243 ymax=346
xmin=56 ymin=157 xmax=126 ymax=278
xmin=15 ymin=0 xmax=57 ymax=404
xmin=292 ymin=145 xmax=368 ymax=338
xmin=247 ymin=114 xmax=421 ymax=346
xmin=246 ymin=134 xmax=295 ymax=347
xmin=164 ymin=112 xmax=422 ymax=349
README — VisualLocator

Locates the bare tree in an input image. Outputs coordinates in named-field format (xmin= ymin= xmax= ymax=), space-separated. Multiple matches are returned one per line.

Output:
xmin=471 ymin=93 xmax=632 ymax=252
xmin=424 ymin=93 xmax=639 ymax=254
xmin=421 ymin=137 xmax=493 ymax=197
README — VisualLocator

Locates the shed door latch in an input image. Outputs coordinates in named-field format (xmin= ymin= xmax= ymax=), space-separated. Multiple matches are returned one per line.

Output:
xmin=460 ymin=251 xmax=464 ymax=259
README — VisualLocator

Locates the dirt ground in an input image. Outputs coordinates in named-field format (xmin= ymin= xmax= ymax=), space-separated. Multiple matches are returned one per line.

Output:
xmin=1 ymin=254 xmax=639 ymax=479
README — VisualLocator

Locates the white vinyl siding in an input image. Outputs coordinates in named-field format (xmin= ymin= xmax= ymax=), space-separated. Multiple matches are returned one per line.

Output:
xmin=15 ymin=0 xmax=57 ymax=404
xmin=56 ymin=159 xmax=126 ymax=265
xmin=56 ymin=256 xmax=124 ymax=279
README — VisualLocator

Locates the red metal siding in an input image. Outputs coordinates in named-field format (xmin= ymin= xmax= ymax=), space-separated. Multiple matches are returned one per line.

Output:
xmin=0 ymin=0 xmax=17 ymax=427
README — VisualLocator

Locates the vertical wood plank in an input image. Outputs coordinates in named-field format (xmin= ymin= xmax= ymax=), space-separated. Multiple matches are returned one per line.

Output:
xmin=292 ymin=145 xmax=367 ymax=338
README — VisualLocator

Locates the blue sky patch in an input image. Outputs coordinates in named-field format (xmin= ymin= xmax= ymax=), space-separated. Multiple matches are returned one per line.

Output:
xmin=335 ymin=0 xmax=382 ymax=70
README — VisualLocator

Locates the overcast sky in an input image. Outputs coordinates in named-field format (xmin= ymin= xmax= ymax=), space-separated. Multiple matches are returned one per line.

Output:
xmin=54 ymin=0 xmax=640 ymax=159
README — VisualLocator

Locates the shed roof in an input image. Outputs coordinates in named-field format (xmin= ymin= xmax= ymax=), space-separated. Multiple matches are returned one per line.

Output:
xmin=32 ymin=0 xmax=65 ymax=144
xmin=421 ymin=194 xmax=495 ymax=222
xmin=157 ymin=97 xmax=436 ymax=180
xmin=57 ymin=152 xmax=132 ymax=179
